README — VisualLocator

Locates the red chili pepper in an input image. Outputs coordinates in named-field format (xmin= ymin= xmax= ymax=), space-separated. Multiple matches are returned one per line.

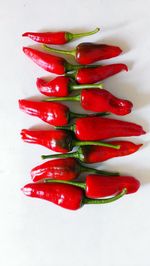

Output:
xmin=85 ymin=174 xmax=140 ymax=198
xmin=23 ymin=47 xmax=92 ymax=75
xmin=21 ymin=182 xmax=126 ymax=210
xmin=45 ymin=174 xmax=140 ymax=198
xmin=22 ymin=28 xmax=100 ymax=44
xmin=67 ymin=63 xmax=128 ymax=84
xmin=56 ymin=116 xmax=145 ymax=140
xmin=36 ymin=76 xmax=103 ymax=97
xmin=44 ymin=43 xmax=122 ymax=64
xmin=21 ymin=129 xmax=119 ymax=153
xmin=31 ymin=158 xmax=119 ymax=182
xmin=18 ymin=99 xmax=108 ymax=127
xmin=42 ymin=140 xmax=142 ymax=163
xmin=46 ymin=89 xmax=133 ymax=116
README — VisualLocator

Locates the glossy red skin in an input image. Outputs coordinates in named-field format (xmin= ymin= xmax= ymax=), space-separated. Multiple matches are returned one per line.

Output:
xmin=75 ymin=64 xmax=128 ymax=84
xmin=36 ymin=76 xmax=70 ymax=97
xmin=31 ymin=158 xmax=81 ymax=182
xmin=21 ymin=129 xmax=72 ymax=153
xmin=80 ymin=141 xmax=142 ymax=163
xmin=19 ymin=100 xmax=69 ymax=126
xmin=22 ymin=32 xmax=67 ymax=44
xmin=75 ymin=117 xmax=145 ymax=140
xmin=86 ymin=174 xmax=140 ymax=198
xmin=81 ymin=89 xmax=133 ymax=115
xmin=23 ymin=47 xmax=66 ymax=74
xmin=76 ymin=43 xmax=122 ymax=64
xmin=22 ymin=183 xmax=83 ymax=210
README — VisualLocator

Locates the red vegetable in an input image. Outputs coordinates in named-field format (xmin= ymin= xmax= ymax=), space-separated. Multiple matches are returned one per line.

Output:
xmin=19 ymin=99 xmax=108 ymax=127
xmin=22 ymin=182 xmax=83 ymax=210
xmin=46 ymin=88 xmax=133 ymax=116
xmin=36 ymin=76 xmax=103 ymax=97
xmin=56 ymin=116 xmax=145 ymax=140
xmin=22 ymin=28 xmax=100 ymax=44
xmin=42 ymin=140 xmax=142 ymax=163
xmin=67 ymin=63 xmax=128 ymax=84
xmin=22 ymin=182 xmax=126 ymax=210
xmin=21 ymin=129 xmax=119 ymax=153
xmin=46 ymin=174 xmax=140 ymax=198
xmin=23 ymin=47 xmax=92 ymax=75
xmin=85 ymin=174 xmax=140 ymax=198
xmin=31 ymin=158 xmax=119 ymax=182
xmin=43 ymin=42 xmax=122 ymax=64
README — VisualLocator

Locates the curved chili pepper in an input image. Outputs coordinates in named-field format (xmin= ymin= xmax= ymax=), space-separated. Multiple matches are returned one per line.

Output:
xmin=56 ymin=117 xmax=145 ymax=140
xmin=44 ymin=43 xmax=122 ymax=64
xmin=46 ymin=89 xmax=133 ymax=116
xmin=23 ymin=47 xmax=93 ymax=75
xmin=66 ymin=63 xmax=128 ymax=84
xmin=22 ymin=182 xmax=126 ymax=210
xmin=36 ymin=76 xmax=103 ymax=97
xmin=21 ymin=129 xmax=119 ymax=153
xmin=45 ymin=174 xmax=140 ymax=198
xmin=85 ymin=174 xmax=140 ymax=197
xmin=31 ymin=158 xmax=119 ymax=182
xmin=22 ymin=28 xmax=100 ymax=44
xmin=18 ymin=99 xmax=108 ymax=127
xmin=42 ymin=141 xmax=142 ymax=163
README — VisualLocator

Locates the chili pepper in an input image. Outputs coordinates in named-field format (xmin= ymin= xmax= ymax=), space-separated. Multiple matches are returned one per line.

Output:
xmin=45 ymin=88 xmax=133 ymax=116
xmin=31 ymin=158 xmax=119 ymax=182
xmin=56 ymin=116 xmax=145 ymax=140
xmin=23 ymin=47 xmax=94 ymax=75
xmin=43 ymin=43 xmax=122 ymax=64
xmin=36 ymin=76 xmax=103 ymax=97
xmin=18 ymin=100 xmax=108 ymax=127
xmin=45 ymin=174 xmax=140 ymax=198
xmin=21 ymin=129 xmax=119 ymax=153
xmin=66 ymin=63 xmax=128 ymax=84
xmin=21 ymin=182 xmax=126 ymax=210
xmin=42 ymin=141 xmax=142 ymax=163
xmin=22 ymin=28 xmax=100 ymax=44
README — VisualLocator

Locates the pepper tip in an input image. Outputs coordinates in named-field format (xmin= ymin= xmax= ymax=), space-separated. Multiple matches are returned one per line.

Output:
xmin=21 ymin=184 xmax=32 ymax=196
xmin=123 ymin=64 xmax=128 ymax=72
xmin=22 ymin=32 xmax=28 ymax=37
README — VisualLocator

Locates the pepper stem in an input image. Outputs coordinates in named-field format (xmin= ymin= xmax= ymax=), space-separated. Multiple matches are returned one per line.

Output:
xmin=44 ymin=94 xmax=81 ymax=102
xmin=70 ymin=82 xmax=103 ymax=91
xmin=71 ymin=27 xmax=100 ymax=39
xmin=80 ymin=165 xmax=120 ymax=176
xmin=83 ymin=188 xmax=127 ymax=205
xmin=73 ymin=140 xmax=120 ymax=149
xmin=41 ymin=151 xmax=78 ymax=160
xmin=44 ymin=179 xmax=86 ymax=190
xmin=69 ymin=111 xmax=109 ymax=119
xmin=43 ymin=44 xmax=76 ymax=57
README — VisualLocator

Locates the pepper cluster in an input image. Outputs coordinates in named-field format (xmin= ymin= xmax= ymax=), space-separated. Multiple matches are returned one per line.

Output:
xmin=20 ymin=27 xmax=145 ymax=211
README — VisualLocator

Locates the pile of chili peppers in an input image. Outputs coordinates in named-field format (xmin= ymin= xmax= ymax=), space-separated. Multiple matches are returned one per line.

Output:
xmin=20 ymin=27 xmax=145 ymax=211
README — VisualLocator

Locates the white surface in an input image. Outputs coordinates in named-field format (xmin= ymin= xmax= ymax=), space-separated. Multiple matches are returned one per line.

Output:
xmin=0 ymin=0 xmax=150 ymax=265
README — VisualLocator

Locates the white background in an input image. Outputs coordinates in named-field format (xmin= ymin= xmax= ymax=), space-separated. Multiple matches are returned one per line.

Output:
xmin=0 ymin=0 xmax=150 ymax=265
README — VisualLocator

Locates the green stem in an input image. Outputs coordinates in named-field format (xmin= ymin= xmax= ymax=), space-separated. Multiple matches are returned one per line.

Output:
xmin=45 ymin=179 xmax=86 ymax=190
xmin=83 ymin=188 xmax=127 ymax=205
xmin=65 ymin=62 xmax=98 ymax=72
xmin=80 ymin=165 xmax=120 ymax=176
xmin=71 ymin=27 xmax=100 ymax=40
xmin=65 ymin=72 xmax=76 ymax=79
xmin=69 ymin=111 xmax=109 ymax=119
xmin=43 ymin=44 xmax=76 ymax=57
xmin=44 ymin=94 xmax=81 ymax=102
xmin=41 ymin=151 xmax=78 ymax=160
xmin=55 ymin=124 xmax=74 ymax=131
xmin=70 ymin=112 xmax=89 ymax=119
xmin=73 ymin=140 xmax=120 ymax=149
xmin=70 ymin=83 xmax=103 ymax=90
